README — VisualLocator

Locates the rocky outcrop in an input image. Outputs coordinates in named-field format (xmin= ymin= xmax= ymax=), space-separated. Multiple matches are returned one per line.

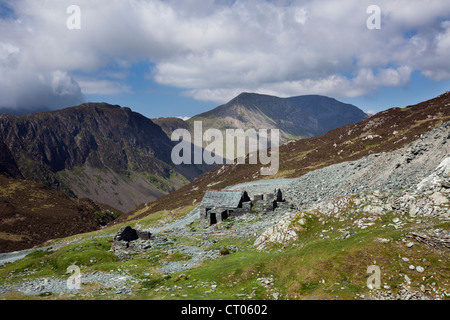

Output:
xmin=254 ymin=211 xmax=305 ymax=251
xmin=417 ymin=157 xmax=450 ymax=192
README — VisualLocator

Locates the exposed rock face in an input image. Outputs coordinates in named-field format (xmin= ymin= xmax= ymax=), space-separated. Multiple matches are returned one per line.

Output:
xmin=0 ymin=140 xmax=22 ymax=179
xmin=254 ymin=211 xmax=305 ymax=251
xmin=417 ymin=157 xmax=450 ymax=192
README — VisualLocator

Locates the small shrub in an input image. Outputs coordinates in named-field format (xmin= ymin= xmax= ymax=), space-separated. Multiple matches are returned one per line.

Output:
xmin=93 ymin=210 xmax=120 ymax=226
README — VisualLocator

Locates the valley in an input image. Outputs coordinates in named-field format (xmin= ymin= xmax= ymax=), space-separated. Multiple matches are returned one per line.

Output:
xmin=1 ymin=0 xmax=449 ymax=305
xmin=0 ymin=93 xmax=448 ymax=300
xmin=0 ymin=93 xmax=369 ymax=254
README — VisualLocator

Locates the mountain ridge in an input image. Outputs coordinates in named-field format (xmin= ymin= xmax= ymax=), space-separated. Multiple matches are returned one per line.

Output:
xmin=188 ymin=92 xmax=368 ymax=139
xmin=0 ymin=103 xmax=210 ymax=212
xmin=153 ymin=92 xmax=368 ymax=161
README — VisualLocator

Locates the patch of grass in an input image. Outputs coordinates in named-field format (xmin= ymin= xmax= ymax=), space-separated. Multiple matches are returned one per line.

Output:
xmin=164 ymin=252 xmax=191 ymax=263
xmin=141 ymin=277 xmax=165 ymax=289
xmin=435 ymin=221 xmax=450 ymax=231
xmin=0 ymin=238 xmax=119 ymax=282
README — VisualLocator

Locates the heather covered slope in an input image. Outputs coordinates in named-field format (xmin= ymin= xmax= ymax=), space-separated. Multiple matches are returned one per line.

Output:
xmin=124 ymin=91 xmax=450 ymax=222
xmin=0 ymin=103 xmax=210 ymax=212
xmin=0 ymin=175 xmax=122 ymax=253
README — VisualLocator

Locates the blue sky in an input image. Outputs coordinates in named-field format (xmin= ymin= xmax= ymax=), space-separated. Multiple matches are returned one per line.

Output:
xmin=1 ymin=0 xmax=450 ymax=119
xmin=79 ymin=61 xmax=214 ymax=118
xmin=342 ymin=72 xmax=450 ymax=115
xmin=85 ymin=67 xmax=450 ymax=119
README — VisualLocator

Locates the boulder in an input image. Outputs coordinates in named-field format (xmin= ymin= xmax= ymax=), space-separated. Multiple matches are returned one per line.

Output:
xmin=114 ymin=226 xmax=138 ymax=242
xmin=136 ymin=229 xmax=152 ymax=240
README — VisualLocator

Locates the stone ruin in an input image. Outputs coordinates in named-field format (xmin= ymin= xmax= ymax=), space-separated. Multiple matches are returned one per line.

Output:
xmin=110 ymin=225 xmax=167 ymax=259
xmin=252 ymin=188 xmax=284 ymax=212
xmin=199 ymin=188 xmax=292 ymax=225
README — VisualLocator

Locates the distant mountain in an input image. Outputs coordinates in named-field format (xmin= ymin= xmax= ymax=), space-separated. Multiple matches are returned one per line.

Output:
xmin=152 ymin=117 xmax=191 ymax=137
xmin=285 ymin=94 xmax=369 ymax=135
xmin=0 ymin=103 xmax=210 ymax=212
xmin=124 ymin=91 xmax=450 ymax=221
xmin=0 ymin=106 xmax=54 ymax=116
xmin=190 ymin=92 xmax=367 ymax=137
xmin=155 ymin=93 xmax=367 ymax=159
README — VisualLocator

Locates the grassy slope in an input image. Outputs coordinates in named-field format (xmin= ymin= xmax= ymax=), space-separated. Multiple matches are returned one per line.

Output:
xmin=0 ymin=195 xmax=448 ymax=300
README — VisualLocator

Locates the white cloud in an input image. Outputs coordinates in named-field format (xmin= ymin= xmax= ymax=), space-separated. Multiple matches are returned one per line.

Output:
xmin=76 ymin=79 xmax=132 ymax=95
xmin=184 ymin=66 xmax=413 ymax=103
xmin=0 ymin=0 xmax=449 ymax=109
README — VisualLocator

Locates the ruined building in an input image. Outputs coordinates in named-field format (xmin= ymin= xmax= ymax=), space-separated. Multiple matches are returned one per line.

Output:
xmin=199 ymin=188 xmax=287 ymax=225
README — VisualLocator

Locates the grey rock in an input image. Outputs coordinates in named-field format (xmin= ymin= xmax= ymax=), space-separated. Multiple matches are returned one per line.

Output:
xmin=114 ymin=226 xmax=138 ymax=242
xmin=406 ymin=242 xmax=415 ymax=248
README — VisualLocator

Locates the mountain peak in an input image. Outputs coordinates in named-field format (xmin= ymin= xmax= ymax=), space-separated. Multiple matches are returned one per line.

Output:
xmin=191 ymin=92 xmax=367 ymax=140
xmin=229 ymin=92 xmax=269 ymax=104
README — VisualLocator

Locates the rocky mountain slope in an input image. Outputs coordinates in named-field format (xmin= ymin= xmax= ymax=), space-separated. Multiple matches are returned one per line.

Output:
xmin=154 ymin=92 xmax=367 ymax=159
xmin=0 ymin=103 xmax=210 ymax=212
xmin=125 ymin=91 xmax=450 ymax=222
xmin=255 ymin=121 xmax=449 ymax=250
xmin=152 ymin=117 xmax=191 ymax=138
xmin=188 ymin=92 xmax=367 ymax=139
